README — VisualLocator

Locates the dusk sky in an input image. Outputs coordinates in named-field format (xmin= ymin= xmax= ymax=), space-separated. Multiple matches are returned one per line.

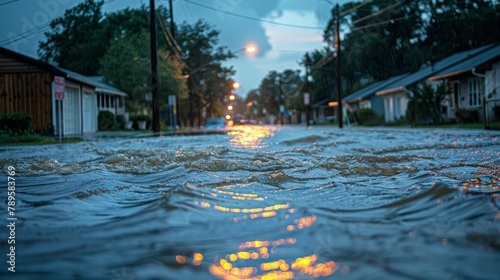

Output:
xmin=0 ymin=0 xmax=348 ymax=97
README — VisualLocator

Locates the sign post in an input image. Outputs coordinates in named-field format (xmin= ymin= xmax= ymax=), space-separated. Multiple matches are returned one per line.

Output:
xmin=304 ymin=92 xmax=310 ymax=126
xmin=54 ymin=76 xmax=65 ymax=143
xmin=168 ymin=95 xmax=177 ymax=133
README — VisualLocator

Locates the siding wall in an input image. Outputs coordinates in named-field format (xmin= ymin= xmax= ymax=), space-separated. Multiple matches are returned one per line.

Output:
xmin=0 ymin=72 xmax=53 ymax=131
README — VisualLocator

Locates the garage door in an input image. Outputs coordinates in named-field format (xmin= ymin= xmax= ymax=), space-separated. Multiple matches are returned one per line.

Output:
xmin=83 ymin=91 xmax=96 ymax=133
xmin=63 ymin=87 xmax=80 ymax=135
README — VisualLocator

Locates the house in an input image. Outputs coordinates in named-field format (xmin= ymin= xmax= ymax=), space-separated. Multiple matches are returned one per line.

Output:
xmin=375 ymin=44 xmax=497 ymax=123
xmin=0 ymin=46 xmax=65 ymax=132
xmin=311 ymin=98 xmax=336 ymax=123
xmin=342 ymin=44 xmax=499 ymax=124
xmin=55 ymin=69 xmax=127 ymax=134
xmin=0 ymin=46 xmax=126 ymax=136
xmin=427 ymin=44 xmax=500 ymax=124
xmin=344 ymin=74 xmax=407 ymax=117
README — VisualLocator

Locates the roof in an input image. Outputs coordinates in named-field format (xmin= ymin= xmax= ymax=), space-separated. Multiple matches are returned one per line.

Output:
xmin=58 ymin=68 xmax=127 ymax=97
xmin=344 ymin=74 xmax=407 ymax=103
xmin=0 ymin=46 xmax=126 ymax=97
xmin=312 ymin=98 xmax=331 ymax=107
xmin=428 ymin=44 xmax=500 ymax=81
xmin=0 ymin=46 xmax=66 ymax=76
xmin=376 ymin=43 xmax=498 ymax=95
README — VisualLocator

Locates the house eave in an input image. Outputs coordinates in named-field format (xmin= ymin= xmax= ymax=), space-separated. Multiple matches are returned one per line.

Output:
xmin=376 ymin=86 xmax=405 ymax=96
xmin=428 ymin=69 xmax=471 ymax=81
xmin=95 ymin=88 xmax=127 ymax=97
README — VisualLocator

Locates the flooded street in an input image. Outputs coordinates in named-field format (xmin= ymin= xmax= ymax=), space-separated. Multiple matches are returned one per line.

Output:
xmin=1 ymin=125 xmax=500 ymax=280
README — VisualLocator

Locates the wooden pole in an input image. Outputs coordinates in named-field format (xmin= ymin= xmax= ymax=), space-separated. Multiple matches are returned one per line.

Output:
xmin=150 ymin=0 xmax=160 ymax=132
xmin=336 ymin=3 xmax=343 ymax=128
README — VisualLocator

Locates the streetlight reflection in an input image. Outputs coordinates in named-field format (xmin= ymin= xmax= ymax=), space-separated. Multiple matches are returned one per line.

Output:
xmin=227 ymin=125 xmax=275 ymax=149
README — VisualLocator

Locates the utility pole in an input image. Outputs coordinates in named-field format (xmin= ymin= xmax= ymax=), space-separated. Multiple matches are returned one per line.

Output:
xmin=304 ymin=53 xmax=311 ymax=126
xmin=335 ymin=3 xmax=343 ymax=128
xmin=150 ymin=0 xmax=160 ymax=132
xmin=169 ymin=0 xmax=174 ymax=38
xmin=278 ymin=74 xmax=283 ymax=125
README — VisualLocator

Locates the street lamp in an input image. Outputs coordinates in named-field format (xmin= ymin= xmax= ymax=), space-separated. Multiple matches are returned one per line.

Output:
xmin=240 ymin=44 xmax=257 ymax=55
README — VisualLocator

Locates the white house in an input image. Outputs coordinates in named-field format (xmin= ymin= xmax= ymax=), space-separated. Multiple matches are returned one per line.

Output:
xmin=428 ymin=44 xmax=500 ymax=124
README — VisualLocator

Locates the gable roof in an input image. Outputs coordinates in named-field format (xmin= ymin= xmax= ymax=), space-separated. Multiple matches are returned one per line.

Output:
xmin=0 ymin=46 xmax=126 ymax=97
xmin=57 ymin=67 xmax=127 ymax=97
xmin=344 ymin=74 xmax=407 ymax=103
xmin=376 ymin=43 xmax=498 ymax=96
xmin=0 ymin=46 xmax=66 ymax=75
xmin=428 ymin=43 xmax=500 ymax=81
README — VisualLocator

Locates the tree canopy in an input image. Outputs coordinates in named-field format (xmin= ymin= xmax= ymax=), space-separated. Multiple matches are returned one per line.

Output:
xmin=38 ymin=0 xmax=237 ymax=126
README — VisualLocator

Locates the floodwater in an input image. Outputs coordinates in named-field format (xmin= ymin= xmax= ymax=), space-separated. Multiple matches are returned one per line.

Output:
xmin=1 ymin=125 xmax=499 ymax=280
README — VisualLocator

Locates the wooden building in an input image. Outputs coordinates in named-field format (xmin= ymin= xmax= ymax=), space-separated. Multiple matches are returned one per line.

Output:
xmin=0 ymin=47 xmax=127 ymax=136
xmin=0 ymin=46 xmax=65 ymax=132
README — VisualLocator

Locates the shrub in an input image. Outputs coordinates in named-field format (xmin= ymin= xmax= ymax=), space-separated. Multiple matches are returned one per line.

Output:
xmin=455 ymin=109 xmax=479 ymax=123
xmin=42 ymin=123 xmax=54 ymax=136
xmin=355 ymin=108 xmax=378 ymax=125
xmin=0 ymin=113 xmax=34 ymax=136
xmin=98 ymin=111 xmax=116 ymax=131
xmin=129 ymin=114 xmax=152 ymax=130
xmin=116 ymin=115 xmax=126 ymax=130
xmin=493 ymin=105 xmax=500 ymax=120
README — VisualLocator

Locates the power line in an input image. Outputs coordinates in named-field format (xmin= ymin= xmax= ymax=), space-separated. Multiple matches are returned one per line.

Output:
xmin=0 ymin=0 xmax=20 ymax=7
xmin=352 ymin=1 xmax=404 ymax=25
xmin=156 ymin=11 xmax=191 ymax=71
xmin=181 ymin=0 xmax=323 ymax=30
xmin=350 ymin=15 xmax=413 ymax=31
xmin=340 ymin=0 xmax=370 ymax=17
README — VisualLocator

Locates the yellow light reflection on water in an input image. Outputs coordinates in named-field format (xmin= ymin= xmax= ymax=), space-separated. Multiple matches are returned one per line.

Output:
xmin=189 ymin=187 xmax=337 ymax=279
xmin=227 ymin=125 xmax=275 ymax=149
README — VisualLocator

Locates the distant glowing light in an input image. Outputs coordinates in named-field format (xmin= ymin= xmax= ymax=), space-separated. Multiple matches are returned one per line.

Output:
xmin=244 ymin=44 xmax=257 ymax=54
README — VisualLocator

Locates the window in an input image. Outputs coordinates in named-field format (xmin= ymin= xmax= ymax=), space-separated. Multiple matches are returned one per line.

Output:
xmin=359 ymin=100 xmax=371 ymax=109
xmin=468 ymin=79 xmax=481 ymax=107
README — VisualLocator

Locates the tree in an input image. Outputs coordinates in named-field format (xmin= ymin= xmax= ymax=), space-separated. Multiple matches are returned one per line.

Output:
xmin=38 ymin=0 xmax=105 ymax=76
xmin=424 ymin=0 xmax=500 ymax=62
xmin=99 ymin=30 xmax=187 ymax=114
xmin=174 ymin=20 xmax=236 ymax=126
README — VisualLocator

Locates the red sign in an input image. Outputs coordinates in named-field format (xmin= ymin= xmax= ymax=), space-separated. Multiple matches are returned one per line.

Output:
xmin=54 ymin=76 xmax=65 ymax=100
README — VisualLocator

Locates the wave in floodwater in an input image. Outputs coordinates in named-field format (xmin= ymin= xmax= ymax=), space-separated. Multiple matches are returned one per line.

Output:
xmin=1 ymin=126 xmax=499 ymax=280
